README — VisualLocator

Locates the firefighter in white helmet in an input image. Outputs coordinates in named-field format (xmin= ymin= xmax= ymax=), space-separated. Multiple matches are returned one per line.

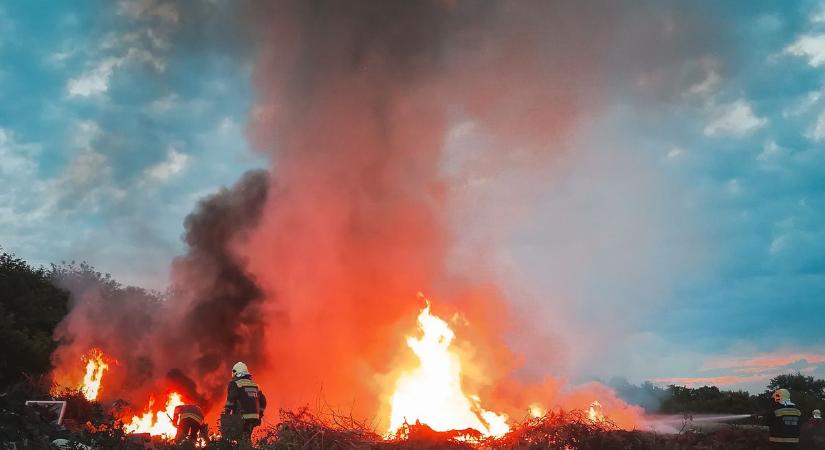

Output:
xmin=224 ymin=362 xmax=267 ymax=440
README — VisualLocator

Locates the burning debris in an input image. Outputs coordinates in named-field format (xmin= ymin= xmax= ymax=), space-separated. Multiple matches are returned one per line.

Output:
xmin=122 ymin=392 xmax=184 ymax=439
xmin=388 ymin=295 xmax=509 ymax=438
xmin=46 ymin=297 xmax=643 ymax=446
xmin=79 ymin=349 xmax=109 ymax=402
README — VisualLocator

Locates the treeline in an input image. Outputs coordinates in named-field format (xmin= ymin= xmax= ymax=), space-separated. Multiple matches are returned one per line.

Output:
xmin=610 ymin=374 xmax=825 ymax=415
xmin=3 ymin=247 xmax=825 ymax=418
xmin=0 ymin=248 xmax=161 ymax=393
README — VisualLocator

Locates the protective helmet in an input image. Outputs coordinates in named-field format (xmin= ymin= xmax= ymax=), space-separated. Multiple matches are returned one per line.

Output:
xmin=772 ymin=388 xmax=791 ymax=404
xmin=232 ymin=361 xmax=249 ymax=377
xmin=814 ymin=409 xmax=822 ymax=419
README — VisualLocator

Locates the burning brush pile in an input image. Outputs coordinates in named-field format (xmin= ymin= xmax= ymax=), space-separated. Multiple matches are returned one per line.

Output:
xmin=22 ymin=298 xmax=769 ymax=450
xmin=263 ymin=408 xmax=769 ymax=450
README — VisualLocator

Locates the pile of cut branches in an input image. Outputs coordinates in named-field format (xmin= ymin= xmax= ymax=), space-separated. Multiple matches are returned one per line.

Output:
xmin=258 ymin=407 xmax=385 ymax=449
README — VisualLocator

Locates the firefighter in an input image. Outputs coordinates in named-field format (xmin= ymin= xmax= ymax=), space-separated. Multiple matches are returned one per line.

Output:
xmin=224 ymin=361 xmax=267 ymax=440
xmin=800 ymin=409 xmax=825 ymax=450
xmin=759 ymin=388 xmax=802 ymax=449
xmin=172 ymin=403 xmax=206 ymax=443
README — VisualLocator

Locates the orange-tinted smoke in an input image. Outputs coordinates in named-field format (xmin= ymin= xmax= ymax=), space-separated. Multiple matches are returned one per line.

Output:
xmin=48 ymin=0 xmax=712 ymax=428
xmin=234 ymin=0 xmax=610 ymax=424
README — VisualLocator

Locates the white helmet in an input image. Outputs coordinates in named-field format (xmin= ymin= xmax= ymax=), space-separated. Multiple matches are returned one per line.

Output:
xmin=772 ymin=388 xmax=791 ymax=405
xmin=814 ymin=409 xmax=822 ymax=419
xmin=232 ymin=361 xmax=249 ymax=377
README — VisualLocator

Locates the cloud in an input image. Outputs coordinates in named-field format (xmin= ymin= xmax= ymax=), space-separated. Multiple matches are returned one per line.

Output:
xmin=652 ymin=374 xmax=773 ymax=388
xmin=0 ymin=128 xmax=38 ymax=177
xmin=666 ymin=146 xmax=684 ymax=160
xmin=50 ymin=149 xmax=123 ymax=212
xmin=782 ymin=89 xmax=823 ymax=118
xmin=785 ymin=34 xmax=825 ymax=67
xmin=652 ymin=352 xmax=825 ymax=389
xmin=687 ymin=58 xmax=721 ymax=97
xmin=118 ymin=0 xmax=179 ymax=24
xmin=702 ymin=352 xmax=825 ymax=372
xmin=703 ymin=98 xmax=767 ymax=137
xmin=149 ymin=93 xmax=178 ymax=113
xmin=144 ymin=146 xmax=190 ymax=182
xmin=757 ymin=140 xmax=784 ymax=162
xmin=807 ymin=110 xmax=825 ymax=141
xmin=67 ymin=57 xmax=123 ymax=97
xmin=0 ymin=129 xmax=46 ymax=227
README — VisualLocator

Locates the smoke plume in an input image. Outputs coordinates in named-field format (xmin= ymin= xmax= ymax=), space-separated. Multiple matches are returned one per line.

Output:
xmin=51 ymin=0 xmax=721 ymax=427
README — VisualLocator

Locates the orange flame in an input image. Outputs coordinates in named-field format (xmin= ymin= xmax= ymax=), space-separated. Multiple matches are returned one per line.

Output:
xmin=587 ymin=400 xmax=605 ymax=422
xmin=387 ymin=296 xmax=509 ymax=437
xmin=80 ymin=348 xmax=109 ymax=401
xmin=123 ymin=392 xmax=184 ymax=439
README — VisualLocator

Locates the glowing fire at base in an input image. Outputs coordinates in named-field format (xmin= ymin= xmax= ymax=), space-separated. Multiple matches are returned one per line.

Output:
xmin=123 ymin=392 xmax=184 ymax=439
xmin=588 ymin=400 xmax=605 ymax=422
xmin=80 ymin=348 xmax=109 ymax=401
xmin=388 ymin=296 xmax=509 ymax=437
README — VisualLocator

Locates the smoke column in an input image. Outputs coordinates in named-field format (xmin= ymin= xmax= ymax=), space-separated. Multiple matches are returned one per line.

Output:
xmin=236 ymin=0 xmax=616 ymax=421
xmin=51 ymin=0 xmax=721 ymax=426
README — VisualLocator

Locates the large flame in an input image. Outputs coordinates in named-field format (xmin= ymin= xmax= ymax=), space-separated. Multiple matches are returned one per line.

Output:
xmin=80 ymin=348 xmax=109 ymax=401
xmin=123 ymin=392 xmax=184 ymax=439
xmin=588 ymin=400 xmax=605 ymax=422
xmin=388 ymin=297 xmax=509 ymax=437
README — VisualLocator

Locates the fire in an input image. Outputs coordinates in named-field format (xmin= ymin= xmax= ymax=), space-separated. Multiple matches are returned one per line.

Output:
xmin=80 ymin=348 xmax=109 ymax=401
xmin=588 ymin=400 xmax=605 ymax=422
xmin=123 ymin=392 xmax=184 ymax=439
xmin=387 ymin=296 xmax=509 ymax=437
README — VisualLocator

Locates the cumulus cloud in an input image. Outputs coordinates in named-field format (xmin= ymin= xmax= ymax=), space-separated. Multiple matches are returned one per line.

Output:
xmin=144 ymin=146 xmax=190 ymax=182
xmin=785 ymin=34 xmax=825 ymax=67
xmin=703 ymin=98 xmax=767 ymax=137
xmin=67 ymin=57 xmax=123 ymax=97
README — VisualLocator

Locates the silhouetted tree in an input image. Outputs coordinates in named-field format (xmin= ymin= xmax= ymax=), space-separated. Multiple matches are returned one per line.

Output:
xmin=0 ymin=249 xmax=69 ymax=389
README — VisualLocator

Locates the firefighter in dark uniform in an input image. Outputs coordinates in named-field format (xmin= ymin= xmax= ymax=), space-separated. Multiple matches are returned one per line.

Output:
xmin=761 ymin=388 xmax=802 ymax=449
xmin=224 ymin=361 xmax=267 ymax=440
xmin=172 ymin=403 xmax=206 ymax=443
xmin=800 ymin=409 xmax=825 ymax=450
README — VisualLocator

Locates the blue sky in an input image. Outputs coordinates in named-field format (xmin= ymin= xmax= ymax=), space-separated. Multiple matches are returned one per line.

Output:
xmin=0 ymin=0 xmax=262 ymax=287
xmin=1 ymin=1 xmax=824 ymax=392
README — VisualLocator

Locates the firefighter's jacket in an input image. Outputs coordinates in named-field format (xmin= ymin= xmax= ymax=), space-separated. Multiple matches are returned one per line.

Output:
xmin=764 ymin=402 xmax=802 ymax=445
xmin=173 ymin=404 xmax=204 ymax=426
xmin=225 ymin=375 xmax=267 ymax=421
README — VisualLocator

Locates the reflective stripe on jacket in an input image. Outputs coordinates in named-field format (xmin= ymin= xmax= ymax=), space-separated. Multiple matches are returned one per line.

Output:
xmin=766 ymin=404 xmax=801 ymax=444
xmin=173 ymin=404 xmax=204 ymax=426
xmin=225 ymin=375 xmax=266 ymax=420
